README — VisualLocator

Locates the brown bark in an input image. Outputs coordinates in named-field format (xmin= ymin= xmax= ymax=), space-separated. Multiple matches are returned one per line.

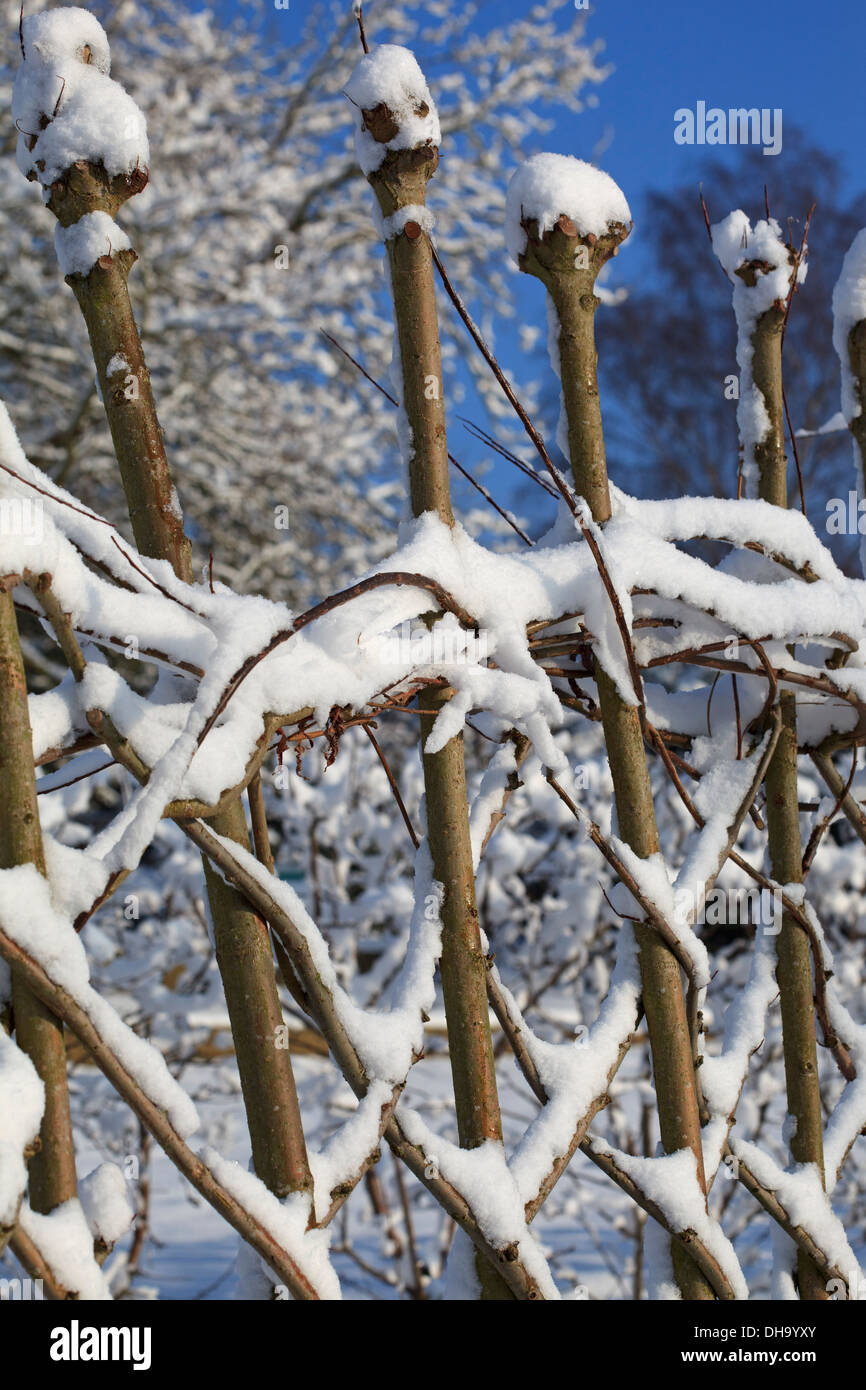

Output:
xmin=47 ymin=163 xmax=191 ymax=577
xmin=751 ymin=303 xmax=787 ymax=508
xmin=420 ymin=686 xmax=503 ymax=1147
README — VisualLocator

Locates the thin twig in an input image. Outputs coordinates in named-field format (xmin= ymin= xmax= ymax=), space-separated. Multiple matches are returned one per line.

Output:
xmin=355 ymin=3 xmax=369 ymax=54
xmin=320 ymin=330 xmax=532 ymax=544
xmin=802 ymin=747 xmax=857 ymax=874
xmin=459 ymin=418 xmax=558 ymax=499
xmin=392 ymin=1151 xmax=426 ymax=1298
xmin=363 ymin=722 xmax=419 ymax=848
xmin=111 ymin=536 xmax=203 ymax=617
xmin=699 ymin=186 xmax=713 ymax=245
xmin=782 ymin=382 xmax=808 ymax=516
xmin=732 ymin=673 xmax=742 ymax=759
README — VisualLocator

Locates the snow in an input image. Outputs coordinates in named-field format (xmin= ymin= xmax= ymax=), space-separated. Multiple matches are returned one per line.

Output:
xmin=7 ymin=375 xmax=865 ymax=835
xmin=645 ymin=1217 xmax=681 ymax=1300
xmin=0 ymin=400 xmax=198 ymax=641
xmin=12 ymin=8 xmax=148 ymax=190
xmin=711 ymin=211 xmax=805 ymax=498
xmin=832 ymin=229 xmax=866 ymax=423
xmin=443 ymin=1229 xmax=481 ymax=1299
xmin=672 ymin=734 xmax=774 ymax=954
xmin=611 ymin=487 xmax=843 ymax=584
xmin=469 ymin=739 xmax=521 ymax=867
xmin=395 ymin=1111 xmax=560 ymax=1298
xmin=506 ymin=153 xmax=631 ymax=266
xmin=200 ymin=1149 xmax=340 ymax=1299
xmin=345 ymin=45 xmax=440 ymax=176
xmin=508 ymin=926 xmax=641 ymax=1203
xmin=700 ymin=930 xmax=778 ymax=1129
xmin=2 ymin=130 xmax=866 ymax=1297
xmin=609 ymin=841 xmax=710 ymax=986
xmin=380 ymin=204 xmax=435 ymax=241
xmin=13 ymin=8 xmax=149 ymax=189
xmin=18 ymin=1197 xmax=112 ymax=1299
xmin=730 ymin=1139 xmax=862 ymax=1285
xmin=571 ymin=501 xmax=640 ymax=707
xmin=0 ymin=865 xmax=199 ymax=1138
xmin=203 ymin=833 xmax=442 ymax=1089
xmin=43 ymin=834 xmax=111 ymax=923
xmin=17 ymin=7 xmax=111 ymax=73
xmin=586 ymin=1140 xmax=748 ymax=1298
xmin=0 ymin=1031 xmax=44 ymax=1230
xmin=308 ymin=1079 xmax=393 ymax=1224
xmin=78 ymin=1161 xmax=135 ymax=1246
xmin=54 ymin=212 xmax=132 ymax=277
xmin=29 ymin=675 xmax=89 ymax=764
xmin=818 ymin=970 xmax=866 ymax=1190
xmin=770 ymin=1226 xmax=799 ymax=1300
xmin=796 ymin=410 xmax=848 ymax=438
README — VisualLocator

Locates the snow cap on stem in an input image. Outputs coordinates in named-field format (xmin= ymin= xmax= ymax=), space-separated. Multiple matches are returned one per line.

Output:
xmin=711 ymin=210 xmax=803 ymax=305
xmin=506 ymin=153 xmax=631 ymax=269
xmin=711 ymin=211 xmax=805 ymax=498
xmin=345 ymin=44 xmax=440 ymax=177
xmin=13 ymin=6 xmax=149 ymax=191
xmin=78 ymin=1161 xmax=135 ymax=1249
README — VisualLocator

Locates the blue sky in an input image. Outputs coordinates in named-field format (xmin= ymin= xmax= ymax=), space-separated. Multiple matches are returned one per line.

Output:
xmin=276 ymin=0 xmax=863 ymax=267
xmin=241 ymin=0 xmax=864 ymax=273
xmin=554 ymin=0 xmax=864 ymax=277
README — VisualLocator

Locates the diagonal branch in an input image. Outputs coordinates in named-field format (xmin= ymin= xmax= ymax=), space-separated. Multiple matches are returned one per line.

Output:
xmin=0 ymin=924 xmax=326 ymax=1300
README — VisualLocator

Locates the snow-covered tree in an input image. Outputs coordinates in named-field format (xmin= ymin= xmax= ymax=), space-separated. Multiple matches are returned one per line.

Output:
xmin=2 ymin=3 xmax=865 ymax=1312
xmin=0 ymin=0 xmax=608 ymax=602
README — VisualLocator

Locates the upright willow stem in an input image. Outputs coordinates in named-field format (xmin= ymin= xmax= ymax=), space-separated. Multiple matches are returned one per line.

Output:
xmin=518 ymin=214 xmax=714 ymax=1300
xmin=360 ymin=89 xmax=510 ymax=1299
xmin=846 ymin=317 xmax=866 ymax=512
xmin=749 ymin=285 xmax=827 ymax=1301
xmin=0 ymin=590 xmax=77 ymax=1215
xmin=832 ymin=232 xmax=866 ymax=572
xmin=43 ymin=161 xmax=312 ymax=1209
xmin=47 ymin=165 xmax=191 ymax=580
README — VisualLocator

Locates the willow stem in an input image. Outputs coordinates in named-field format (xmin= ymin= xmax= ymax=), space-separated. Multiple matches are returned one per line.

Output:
xmin=41 ymin=157 xmax=312 ymax=1205
xmin=518 ymin=213 xmax=714 ymax=1300
xmin=751 ymin=285 xmax=828 ymax=1301
xmin=0 ymin=591 xmax=77 ymax=1216
xmin=363 ymin=112 xmax=511 ymax=1298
